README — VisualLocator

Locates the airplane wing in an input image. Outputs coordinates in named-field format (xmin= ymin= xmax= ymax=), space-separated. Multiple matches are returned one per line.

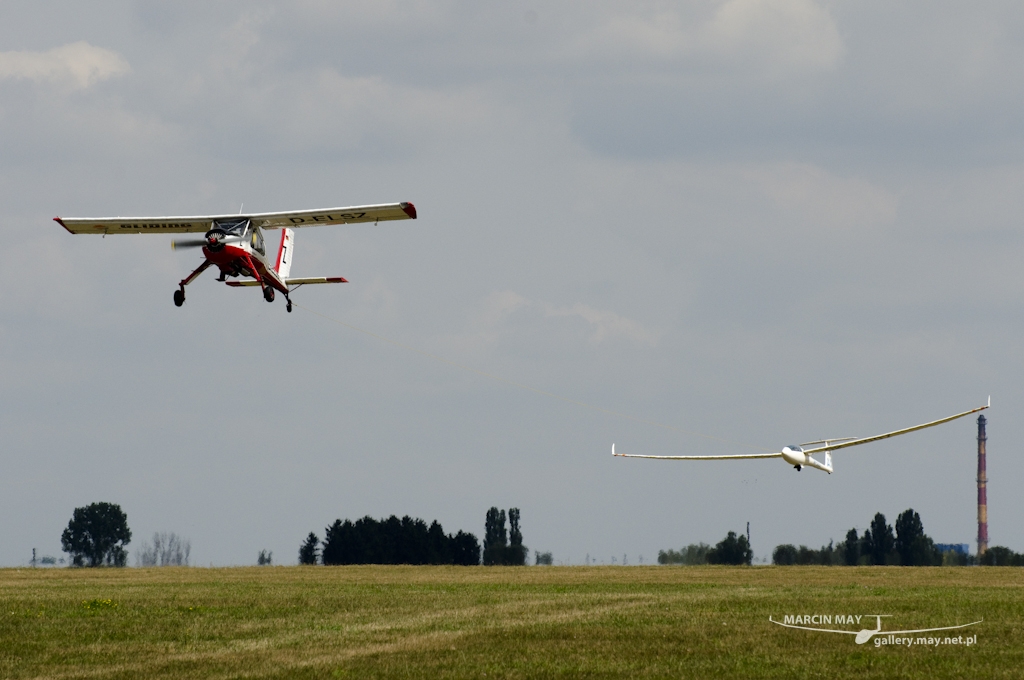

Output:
xmin=54 ymin=202 xmax=416 ymax=235
xmin=55 ymin=216 xmax=214 ymax=234
xmin=611 ymin=444 xmax=781 ymax=460
xmin=802 ymin=399 xmax=989 ymax=455
xmin=224 ymin=277 xmax=348 ymax=287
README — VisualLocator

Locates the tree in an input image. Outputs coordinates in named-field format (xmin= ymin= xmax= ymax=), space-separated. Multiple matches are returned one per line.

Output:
xmin=843 ymin=528 xmax=861 ymax=565
xmin=707 ymin=531 xmax=753 ymax=565
xmin=773 ymin=543 xmax=837 ymax=566
xmin=978 ymin=546 xmax=1024 ymax=566
xmin=894 ymin=508 xmax=940 ymax=566
xmin=773 ymin=544 xmax=797 ymax=565
xmin=506 ymin=508 xmax=527 ymax=566
xmin=483 ymin=507 xmax=508 ymax=566
xmin=451 ymin=531 xmax=481 ymax=566
xmin=535 ymin=551 xmax=553 ymax=565
xmin=61 ymin=502 xmax=131 ymax=567
xmin=299 ymin=532 xmax=319 ymax=565
xmin=658 ymin=543 xmax=711 ymax=565
xmin=257 ymin=550 xmax=273 ymax=565
xmin=137 ymin=532 xmax=191 ymax=567
xmin=864 ymin=513 xmax=895 ymax=565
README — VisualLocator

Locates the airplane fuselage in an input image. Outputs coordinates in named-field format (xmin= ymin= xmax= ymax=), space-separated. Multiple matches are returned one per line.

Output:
xmin=174 ymin=219 xmax=291 ymax=308
xmin=781 ymin=445 xmax=833 ymax=473
xmin=202 ymin=225 xmax=288 ymax=295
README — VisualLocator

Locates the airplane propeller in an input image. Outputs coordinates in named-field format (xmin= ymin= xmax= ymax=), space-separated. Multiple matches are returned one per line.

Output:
xmin=171 ymin=238 xmax=208 ymax=250
xmin=172 ymin=233 xmax=225 ymax=250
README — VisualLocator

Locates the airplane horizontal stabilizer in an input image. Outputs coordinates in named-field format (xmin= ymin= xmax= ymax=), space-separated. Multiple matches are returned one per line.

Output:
xmin=225 ymin=277 xmax=347 ymax=287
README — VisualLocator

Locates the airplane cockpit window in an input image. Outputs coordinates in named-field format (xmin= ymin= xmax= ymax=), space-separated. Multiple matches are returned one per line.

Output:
xmin=787 ymin=445 xmax=803 ymax=453
xmin=212 ymin=218 xmax=249 ymax=236
xmin=251 ymin=227 xmax=265 ymax=255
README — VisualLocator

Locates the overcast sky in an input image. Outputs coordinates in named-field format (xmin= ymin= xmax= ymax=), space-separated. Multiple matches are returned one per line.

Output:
xmin=2 ymin=1 xmax=1022 ymax=566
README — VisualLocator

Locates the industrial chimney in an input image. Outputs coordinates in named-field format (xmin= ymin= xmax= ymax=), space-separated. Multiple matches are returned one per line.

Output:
xmin=977 ymin=415 xmax=988 ymax=556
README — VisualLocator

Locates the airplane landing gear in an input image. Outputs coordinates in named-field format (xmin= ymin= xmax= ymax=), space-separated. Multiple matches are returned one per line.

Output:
xmin=263 ymin=287 xmax=275 ymax=303
xmin=176 ymin=260 xmax=211 ymax=308
xmin=794 ymin=465 xmax=802 ymax=471
xmin=286 ymin=298 xmax=292 ymax=313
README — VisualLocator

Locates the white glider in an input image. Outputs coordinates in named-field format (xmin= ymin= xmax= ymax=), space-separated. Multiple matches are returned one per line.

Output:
xmin=612 ymin=398 xmax=989 ymax=474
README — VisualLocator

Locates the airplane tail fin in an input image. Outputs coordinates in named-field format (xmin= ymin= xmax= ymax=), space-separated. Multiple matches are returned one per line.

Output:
xmin=824 ymin=452 xmax=833 ymax=474
xmin=275 ymin=228 xmax=294 ymax=278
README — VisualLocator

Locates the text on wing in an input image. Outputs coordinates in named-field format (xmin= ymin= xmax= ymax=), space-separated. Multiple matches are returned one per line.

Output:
xmin=287 ymin=212 xmax=367 ymax=224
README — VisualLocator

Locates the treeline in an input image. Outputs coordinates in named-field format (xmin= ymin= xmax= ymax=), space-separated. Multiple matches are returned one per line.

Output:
xmin=299 ymin=515 xmax=480 ymax=566
xmin=772 ymin=508 xmax=1024 ymax=566
xmin=978 ymin=547 xmax=1024 ymax=566
xmin=774 ymin=509 xmax=945 ymax=566
xmin=658 ymin=530 xmax=753 ymax=565
xmin=298 ymin=507 xmax=529 ymax=566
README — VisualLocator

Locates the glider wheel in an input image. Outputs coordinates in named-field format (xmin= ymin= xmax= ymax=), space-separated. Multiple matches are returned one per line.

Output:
xmin=286 ymin=300 xmax=293 ymax=313
xmin=263 ymin=287 xmax=275 ymax=303
xmin=173 ymin=289 xmax=185 ymax=307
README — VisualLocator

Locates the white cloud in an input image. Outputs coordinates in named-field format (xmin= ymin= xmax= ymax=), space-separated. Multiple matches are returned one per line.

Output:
xmin=743 ymin=162 xmax=899 ymax=233
xmin=568 ymin=0 xmax=842 ymax=75
xmin=703 ymin=0 xmax=843 ymax=73
xmin=465 ymin=291 xmax=658 ymax=348
xmin=543 ymin=302 xmax=660 ymax=346
xmin=0 ymin=41 xmax=130 ymax=89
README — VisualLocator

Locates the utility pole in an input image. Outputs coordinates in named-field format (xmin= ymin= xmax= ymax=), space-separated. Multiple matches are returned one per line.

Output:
xmin=977 ymin=415 xmax=988 ymax=557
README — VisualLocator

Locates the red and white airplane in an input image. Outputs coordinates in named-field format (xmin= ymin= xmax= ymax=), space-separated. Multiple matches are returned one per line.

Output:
xmin=55 ymin=202 xmax=416 ymax=312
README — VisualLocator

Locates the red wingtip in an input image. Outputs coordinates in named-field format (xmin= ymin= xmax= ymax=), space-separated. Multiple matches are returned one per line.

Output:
xmin=327 ymin=277 xmax=349 ymax=283
xmin=401 ymin=202 xmax=417 ymax=219
xmin=53 ymin=217 xmax=73 ymax=234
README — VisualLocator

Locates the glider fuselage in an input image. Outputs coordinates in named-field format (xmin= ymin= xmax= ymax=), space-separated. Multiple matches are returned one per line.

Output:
xmin=781 ymin=445 xmax=832 ymax=473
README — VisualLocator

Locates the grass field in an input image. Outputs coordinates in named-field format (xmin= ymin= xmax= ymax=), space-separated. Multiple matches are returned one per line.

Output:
xmin=1 ymin=565 xmax=1021 ymax=679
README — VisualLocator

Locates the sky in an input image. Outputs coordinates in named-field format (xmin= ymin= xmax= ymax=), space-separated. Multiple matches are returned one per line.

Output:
xmin=1 ymin=1 xmax=1022 ymax=566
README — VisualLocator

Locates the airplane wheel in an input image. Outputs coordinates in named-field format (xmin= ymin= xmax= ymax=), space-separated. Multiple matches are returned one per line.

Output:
xmin=173 ymin=290 xmax=185 ymax=307
xmin=286 ymin=300 xmax=292 ymax=313
xmin=263 ymin=287 xmax=275 ymax=303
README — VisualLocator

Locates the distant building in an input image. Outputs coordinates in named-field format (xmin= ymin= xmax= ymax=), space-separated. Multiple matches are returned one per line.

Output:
xmin=935 ymin=543 xmax=970 ymax=556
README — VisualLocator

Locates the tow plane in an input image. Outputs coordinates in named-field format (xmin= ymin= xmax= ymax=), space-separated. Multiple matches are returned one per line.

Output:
xmin=54 ymin=202 xmax=416 ymax=312
xmin=612 ymin=399 xmax=989 ymax=474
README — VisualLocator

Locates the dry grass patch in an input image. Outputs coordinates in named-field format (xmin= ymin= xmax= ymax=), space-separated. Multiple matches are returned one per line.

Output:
xmin=1 ymin=566 xmax=1021 ymax=679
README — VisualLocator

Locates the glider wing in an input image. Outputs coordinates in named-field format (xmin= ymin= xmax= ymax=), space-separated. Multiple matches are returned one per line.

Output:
xmin=802 ymin=399 xmax=990 ymax=455
xmin=611 ymin=444 xmax=781 ymax=460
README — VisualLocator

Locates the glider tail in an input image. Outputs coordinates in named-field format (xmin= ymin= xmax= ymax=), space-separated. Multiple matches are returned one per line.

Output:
xmin=824 ymin=452 xmax=833 ymax=474
xmin=275 ymin=228 xmax=294 ymax=278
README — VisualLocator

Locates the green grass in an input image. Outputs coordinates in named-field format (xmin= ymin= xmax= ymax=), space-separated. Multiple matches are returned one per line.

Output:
xmin=1 ymin=565 xmax=1021 ymax=678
